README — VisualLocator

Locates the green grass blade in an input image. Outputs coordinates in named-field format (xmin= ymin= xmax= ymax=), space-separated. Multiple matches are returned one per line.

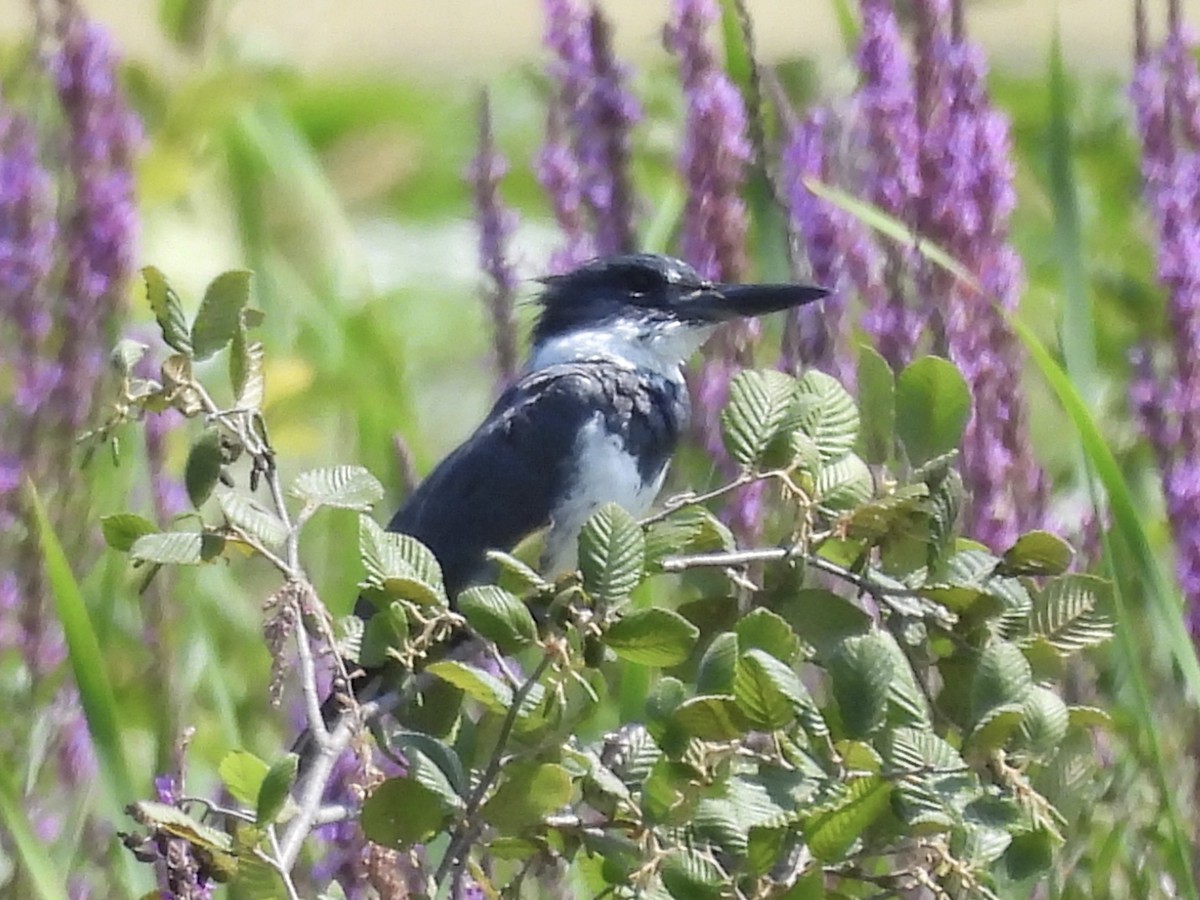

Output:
xmin=1010 ymin=319 xmax=1198 ymax=895
xmin=802 ymin=177 xmax=979 ymax=288
xmin=29 ymin=484 xmax=135 ymax=809
xmin=0 ymin=764 xmax=68 ymax=899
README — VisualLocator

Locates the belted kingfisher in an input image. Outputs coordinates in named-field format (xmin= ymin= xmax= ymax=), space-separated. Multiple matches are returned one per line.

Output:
xmin=383 ymin=253 xmax=827 ymax=595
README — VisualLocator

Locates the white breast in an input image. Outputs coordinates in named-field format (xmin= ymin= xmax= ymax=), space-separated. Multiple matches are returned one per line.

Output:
xmin=542 ymin=412 xmax=667 ymax=575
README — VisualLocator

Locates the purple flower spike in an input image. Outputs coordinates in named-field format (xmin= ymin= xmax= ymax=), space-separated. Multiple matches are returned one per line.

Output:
xmin=538 ymin=0 xmax=640 ymax=270
xmin=664 ymin=0 xmax=751 ymax=282
xmin=1131 ymin=5 xmax=1200 ymax=636
xmin=52 ymin=15 xmax=141 ymax=431
xmin=470 ymin=93 xmax=521 ymax=390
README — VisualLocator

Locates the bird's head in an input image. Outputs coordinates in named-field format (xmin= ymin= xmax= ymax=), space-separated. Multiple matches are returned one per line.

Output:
xmin=529 ymin=253 xmax=829 ymax=372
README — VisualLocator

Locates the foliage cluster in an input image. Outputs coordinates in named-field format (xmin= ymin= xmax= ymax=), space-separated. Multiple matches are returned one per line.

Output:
xmin=101 ymin=269 xmax=1113 ymax=898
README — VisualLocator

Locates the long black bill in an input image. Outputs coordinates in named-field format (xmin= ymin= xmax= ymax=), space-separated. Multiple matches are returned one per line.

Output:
xmin=684 ymin=282 xmax=829 ymax=322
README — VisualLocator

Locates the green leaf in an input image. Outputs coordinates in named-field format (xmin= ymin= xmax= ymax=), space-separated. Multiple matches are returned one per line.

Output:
xmin=481 ymin=762 xmax=573 ymax=832
xmin=604 ymin=607 xmax=698 ymax=667
xmin=721 ymin=369 xmax=803 ymax=466
xmin=130 ymin=531 xmax=224 ymax=565
xmin=359 ymin=515 xmax=446 ymax=608
xmin=142 ymin=265 xmax=193 ymax=354
xmin=660 ymin=847 xmax=724 ymax=900
xmin=219 ymin=750 xmax=270 ymax=806
xmin=101 ymin=513 xmax=158 ymax=551
xmin=796 ymin=368 xmax=860 ymax=461
xmin=229 ymin=324 xmax=264 ymax=409
xmin=486 ymin=549 xmax=552 ymax=593
xmin=1028 ymin=574 xmax=1114 ymax=656
xmin=856 ymin=343 xmax=895 ymax=464
xmin=458 ymin=585 xmax=537 ymax=652
xmin=403 ymin=747 xmax=465 ymax=814
xmin=971 ymin=640 xmax=1033 ymax=725
xmin=802 ymin=776 xmax=892 ymax=862
xmin=829 ymin=633 xmax=895 ymax=738
xmin=696 ymin=632 xmax=739 ymax=694
xmin=1017 ymin=686 xmax=1069 ymax=759
xmin=998 ymin=530 xmax=1075 ymax=577
xmin=219 ymin=491 xmax=288 ymax=548
xmin=1005 ymin=829 xmax=1057 ymax=880
xmin=815 ymin=452 xmax=874 ymax=510
xmin=578 ymin=503 xmax=645 ymax=603
xmin=780 ymin=588 xmax=871 ymax=653
xmin=876 ymin=631 xmax=931 ymax=728
xmin=31 ymin=487 xmax=134 ymax=811
xmin=110 ymin=338 xmax=148 ymax=374
xmin=256 ymin=753 xmax=298 ymax=826
xmin=361 ymin=777 xmax=452 ymax=847
xmin=895 ymin=356 xmax=972 ymax=466
xmin=191 ymin=269 xmax=252 ymax=360
xmin=672 ymin=695 xmax=750 ymax=741
xmin=735 ymin=607 xmax=799 ymax=663
xmin=841 ymin=484 xmax=929 ymax=543
xmin=425 ymin=660 xmax=511 ymax=715
xmin=291 ymin=466 xmax=384 ymax=511
xmin=734 ymin=649 xmax=803 ymax=730
xmin=185 ymin=428 xmax=224 ymax=508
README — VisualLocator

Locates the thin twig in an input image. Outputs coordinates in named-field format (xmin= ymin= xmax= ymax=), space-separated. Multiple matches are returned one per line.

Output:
xmin=434 ymin=652 xmax=556 ymax=886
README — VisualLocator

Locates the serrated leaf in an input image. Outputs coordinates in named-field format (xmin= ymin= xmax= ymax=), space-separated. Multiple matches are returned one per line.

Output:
xmin=359 ymin=516 xmax=446 ymax=607
xmin=255 ymin=754 xmax=298 ymax=826
xmin=895 ymin=356 xmax=971 ymax=466
xmin=390 ymin=731 xmax=468 ymax=797
xmin=1067 ymin=705 xmax=1113 ymax=730
xmin=734 ymin=649 xmax=803 ymax=730
xmin=876 ymin=630 xmax=931 ymax=728
xmin=971 ymin=641 xmax=1033 ymax=724
xmin=219 ymin=750 xmax=269 ymax=807
xmin=219 ymin=491 xmax=288 ymax=548
xmin=696 ymin=632 xmax=739 ymax=694
xmin=578 ymin=503 xmax=645 ymax=603
xmin=426 ymin=660 xmax=512 ymax=715
xmin=458 ymin=585 xmax=537 ymax=652
xmin=645 ymin=505 xmax=731 ymax=565
xmin=781 ymin=588 xmax=872 ymax=654
xmin=842 ymin=484 xmax=929 ymax=542
xmin=1017 ymin=686 xmax=1069 ymax=758
xmin=130 ymin=531 xmax=224 ymax=565
xmin=735 ymin=608 xmax=798 ymax=663
xmin=605 ymin=607 xmax=698 ymax=667
xmin=291 ymin=466 xmax=384 ymax=511
xmin=967 ymin=705 xmax=1025 ymax=752
xmin=802 ymin=776 xmax=891 ymax=862
xmin=1028 ymin=574 xmax=1114 ymax=656
xmin=359 ymin=603 xmax=408 ymax=669
xmin=796 ymin=368 xmax=860 ymax=461
xmin=481 ymin=762 xmax=573 ymax=831
xmin=404 ymin=747 xmax=465 ymax=814
xmin=1005 ymin=829 xmax=1057 ymax=880
xmin=142 ymin=266 xmax=192 ymax=354
xmin=721 ymin=369 xmax=803 ymax=467
xmin=857 ymin=343 xmax=895 ymax=464
xmin=229 ymin=325 xmax=264 ymax=409
xmin=829 ymin=633 xmax=895 ymax=738
xmin=191 ymin=270 xmax=251 ymax=360
xmin=660 ymin=848 xmax=724 ymax=900
xmin=998 ymin=530 xmax=1075 ymax=577
xmin=101 ymin=513 xmax=157 ymax=552
xmin=128 ymin=799 xmax=235 ymax=855
xmin=486 ymin=549 xmax=552 ymax=592
xmin=184 ymin=428 xmax=223 ymax=508
xmin=361 ymin=777 xmax=451 ymax=847
xmin=111 ymin=338 xmax=148 ymax=374
xmin=672 ymin=695 xmax=750 ymax=741
xmin=815 ymin=452 xmax=874 ymax=510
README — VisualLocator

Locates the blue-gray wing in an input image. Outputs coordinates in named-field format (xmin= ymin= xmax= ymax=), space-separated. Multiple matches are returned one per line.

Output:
xmin=384 ymin=362 xmax=686 ymax=597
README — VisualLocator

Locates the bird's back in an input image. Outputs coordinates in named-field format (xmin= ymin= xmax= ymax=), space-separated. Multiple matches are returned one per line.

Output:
xmin=386 ymin=359 xmax=688 ymax=596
